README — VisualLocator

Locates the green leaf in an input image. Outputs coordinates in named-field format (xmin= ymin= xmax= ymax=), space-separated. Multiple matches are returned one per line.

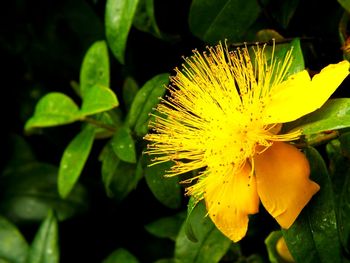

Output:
xmin=80 ymin=84 xmax=119 ymax=116
xmin=282 ymin=216 xmax=318 ymax=263
xmin=338 ymin=0 xmax=350 ymax=13
xmin=99 ymin=143 xmax=120 ymax=197
xmin=185 ymin=197 xmax=200 ymax=242
xmin=110 ymin=126 xmax=136 ymax=163
xmin=145 ymin=212 xmax=186 ymax=241
xmin=339 ymin=132 xmax=350 ymax=157
xmin=92 ymin=109 xmax=123 ymax=139
xmin=175 ymin=202 xmax=231 ymax=263
xmin=123 ymin=77 xmax=139 ymax=112
xmin=126 ymin=73 xmax=169 ymax=136
xmin=25 ymin=93 xmax=81 ymax=131
xmin=285 ymin=98 xmax=350 ymax=135
xmin=264 ymin=38 xmax=304 ymax=79
xmin=61 ymin=0 xmax=104 ymax=51
xmin=0 ymin=216 xmax=28 ymax=263
xmin=330 ymin=133 xmax=350 ymax=253
xmin=255 ymin=29 xmax=284 ymax=42
xmin=189 ymin=0 xmax=261 ymax=44
xmin=278 ymin=38 xmax=305 ymax=78
xmin=282 ymin=147 xmax=341 ymax=263
xmin=268 ymin=0 xmax=300 ymax=29
xmin=102 ymin=248 xmax=139 ymax=263
xmin=27 ymin=210 xmax=59 ymax=263
xmin=109 ymin=160 xmax=141 ymax=201
xmin=326 ymin=139 xmax=342 ymax=175
xmin=99 ymin=143 xmax=143 ymax=200
xmin=105 ymin=0 xmax=140 ymax=64
xmin=58 ymin=125 xmax=95 ymax=198
xmin=0 ymin=162 xmax=87 ymax=223
xmin=153 ymin=259 xmax=180 ymax=263
xmin=306 ymin=147 xmax=341 ymax=262
xmin=264 ymin=231 xmax=283 ymax=263
xmin=6 ymin=135 xmax=36 ymax=168
xmin=133 ymin=0 xmax=161 ymax=38
xmin=144 ymin=157 xmax=182 ymax=209
xmin=80 ymin=40 xmax=110 ymax=97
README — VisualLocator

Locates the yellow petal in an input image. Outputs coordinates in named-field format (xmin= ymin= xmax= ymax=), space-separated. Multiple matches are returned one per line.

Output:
xmin=254 ymin=142 xmax=320 ymax=228
xmin=265 ymin=61 xmax=349 ymax=124
xmin=309 ymin=60 xmax=349 ymax=106
xmin=204 ymin=163 xmax=259 ymax=242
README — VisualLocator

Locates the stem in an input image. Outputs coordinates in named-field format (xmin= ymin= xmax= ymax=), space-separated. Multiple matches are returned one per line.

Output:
xmin=83 ymin=117 xmax=117 ymax=133
xmin=228 ymin=37 xmax=317 ymax=48
xmin=294 ymin=131 xmax=339 ymax=148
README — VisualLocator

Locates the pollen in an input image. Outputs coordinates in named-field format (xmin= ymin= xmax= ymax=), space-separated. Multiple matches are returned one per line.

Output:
xmin=144 ymin=40 xmax=350 ymax=242
xmin=145 ymin=42 xmax=300 ymax=188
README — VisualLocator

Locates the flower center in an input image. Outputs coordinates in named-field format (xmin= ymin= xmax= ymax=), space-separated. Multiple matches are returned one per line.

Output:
xmin=203 ymin=107 xmax=268 ymax=170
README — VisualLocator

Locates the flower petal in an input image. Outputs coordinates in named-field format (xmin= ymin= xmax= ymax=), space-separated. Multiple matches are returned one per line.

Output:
xmin=254 ymin=142 xmax=320 ymax=228
xmin=204 ymin=163 xmax=259 ymax=242
xmin=265 ymin=61 xmax=349 ymax=124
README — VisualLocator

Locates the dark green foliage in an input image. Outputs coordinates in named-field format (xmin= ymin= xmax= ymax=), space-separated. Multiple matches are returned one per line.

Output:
xmin=3 ymin=0 xmax=350 ymax=262
xmin=282 ymin=147 xmax=341 ymax=263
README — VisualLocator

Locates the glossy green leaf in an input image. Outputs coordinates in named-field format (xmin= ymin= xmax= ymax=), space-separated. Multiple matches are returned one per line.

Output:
xmin=263 ymin=38 xmax=304 ymax=80
xmin=99 ymin=143 xmax=143 ymax=200
xmin=144 ymin=157 xmax=181 ymax=209
xmin=134 ymin=85 xmax=167 ymax=137
xmin=126 ymin=73 xmax=169 ymax=136
xmin=326 ymin=139 xmax=342 ymax=175
xmin=331 ymin=133 xmax=350 ymax=253
xmin=0 ymin=216 xmax=28 ymax=263
xmin=153 ymin=259 xmax=180 ymax=263
xmin=133 ymin=0 xmax=161 ymax=38
xmin=100 ymin=143 xmax=120 ymax=197
xmin=110 ymin=126 xmax=136 ymax=163
xmin=123 ymin=77 xmax=139 ymax=112
xmin=80 ymin=84 xmax=119 ymax=116
xmin=338 ymin=0 xmax=350 ymax=13
xmin=283 ymin=147 xmax=341 ymax=263
xmin=25 ymin=92 xmax=81 ymax=131
xmin=92 ymin=109 xmax=123 ymax=139
xmin=175 ymin=202 xmax=231 ymax=263
xmin=102 ymin=248 xmax=139 ymax=263
xmin=277 ymin=38 xmax=305 ymax=78
xmin=264 ymin=231 xmax=283 ymax=263
xmin=282 ymin=215 xmax=318 ymax=263
xmin=61 ymin=0 xmax=104 ymax=51
xmin=189 ymin=0 xmax=261 ymax=43
xmin=339 ymin=131 xmax=350 ymax=157
xmin=108 ymin=160 xmax=141 ymax=201
xmin=255 ymin=29 xmax=284 ymax=42
xmin=185 ymin=197 xmax=200 ymax=242
xmin=268 ymin=0 xmax=300 ymax=29
xmin=27 ymin=210 xmax=59 ymax=263
xmin=105 ymin=0 xmax=139 ymax=64
xmin=244 ymin=254 xmax=265 ymax=262
xmin=145 ymin=212 xmax=186 ymax=241
xmin=0 ymin=162 xmax=87 ymax=223
xmin=285 ymin=98 xmax=350 ymax=135
xmin=58 ymin=125 xmax=95 ymax=198
xmin=80 ymin=40 xmax=110 ymax=97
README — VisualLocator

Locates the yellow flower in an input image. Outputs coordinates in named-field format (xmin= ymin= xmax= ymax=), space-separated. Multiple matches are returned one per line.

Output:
xmin=144 ymin=42 xmax=349 ymax=242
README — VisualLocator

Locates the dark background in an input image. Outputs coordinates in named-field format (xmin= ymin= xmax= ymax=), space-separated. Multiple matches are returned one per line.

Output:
xmin=0 ymin=0 xmax=347 ymax=262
